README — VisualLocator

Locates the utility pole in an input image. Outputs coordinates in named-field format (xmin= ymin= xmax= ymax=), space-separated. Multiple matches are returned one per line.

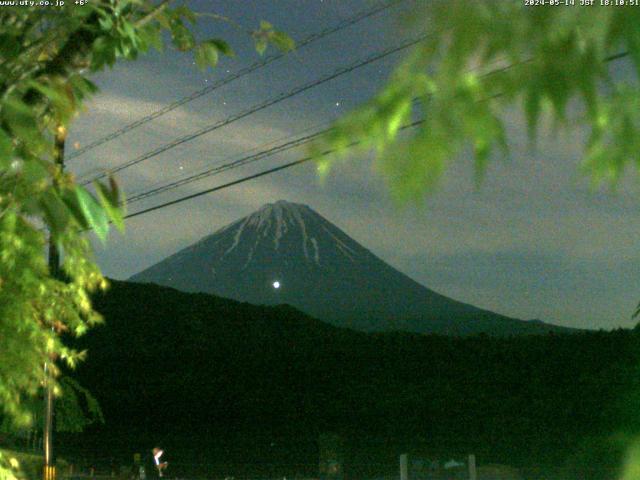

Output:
xmin=44 ymin=124 xmax=66 ymax=480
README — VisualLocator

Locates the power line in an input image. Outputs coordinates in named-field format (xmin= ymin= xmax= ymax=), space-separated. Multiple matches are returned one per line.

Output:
xmin=124 ymin=147 xmax=330 ymax=220
xmin=117 ymin=60 xmax=535 ymax=210
xmin=125 ymin=120 xmax=332 ymax=202
xmin=123 ymin=118 xmax=425 ymax=221
xmin=80 ymin=34 xmax=425 ymax=186
xmin=118 ymin=58 xmax=515 ymax=206
xmin=67 ymin=0 xmax=405 ymax=162
xmin=126 ymin=129 xmax=326 ymax=204
xmin=113 ymin=50 xmax=631 ymax=222
xmin=95 ymin=47 xmax=629 ymax=193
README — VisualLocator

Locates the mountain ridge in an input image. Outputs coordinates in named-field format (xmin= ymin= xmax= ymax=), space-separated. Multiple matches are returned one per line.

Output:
xmin=129 ymin=200 xmax=574 ymax=336
xmin=68 ymin=279 xmax=634 ymax=479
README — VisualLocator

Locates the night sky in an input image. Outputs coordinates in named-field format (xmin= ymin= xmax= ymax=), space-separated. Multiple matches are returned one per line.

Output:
xmin=67 ymin=0 xmax=640 ymax=330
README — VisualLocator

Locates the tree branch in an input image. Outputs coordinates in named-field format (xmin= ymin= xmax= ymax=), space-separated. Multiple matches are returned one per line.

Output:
xmin=135 ymin=0 xmax=174 ymax=28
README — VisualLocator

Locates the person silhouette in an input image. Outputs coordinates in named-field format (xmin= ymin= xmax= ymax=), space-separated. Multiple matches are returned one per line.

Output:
xmin=150 ymin=447 xmax=168 ymax=478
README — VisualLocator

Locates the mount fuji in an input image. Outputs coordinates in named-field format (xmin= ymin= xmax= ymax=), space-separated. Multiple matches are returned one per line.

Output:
xmin=129 ymin=200 xmax=570 ymax=336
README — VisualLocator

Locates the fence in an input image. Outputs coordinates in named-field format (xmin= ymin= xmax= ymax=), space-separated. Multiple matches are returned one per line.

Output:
xmin=399 ymin=454 xmax=477 ymax=480
xmin=58 ymin=462 xmax=320 ymax=480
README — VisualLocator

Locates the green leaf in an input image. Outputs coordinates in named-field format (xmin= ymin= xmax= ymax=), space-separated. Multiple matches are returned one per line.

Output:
xmin=74 ymin=187 xmax=110 ymax=242
xmin=173 ymin=5 xmax=197 ymax=24
xmin=194 ymin=44 xmax=207 ymax=70
xmin=91 ymin=36 xmax=118 ymax=68
xmin=270 ymin=31 xmax=295 ymax=52
xmin=170 ymin=19 xmax=195 ymax=51
xmin=95 ymin=181 xmax=125 ymax=232
xmin=194 ymin=41 xmax=219 ymax=69
xmin=27 ymin=80 xmax=65 ymax=107
xmin=122 ymin=21 xmax=139 ymax=48
xmin=68 ymin=75 xmax=99 ymax=104
xmin=2 ymin=98 xmax=42 ymax=152
xmin=20 ymin=157 xmax=49 ymax=187
xmin=27 ymin=80 xmax=75 ymax=124
xmin=108 ymin=175 xmax=121 ymax=205
xmin=39 ymin=191 xmax=71 ymax=236
xmin=61 ymin=190 xmax=89 ymax=230
xmin=155 ymin=9 xmax=172 ymax=29
xmin=98 ymin=14 xmax=113 ymax=30
xmin=255 ymin=38 xmax=267 ymax=56
xmin=260 ymin=20 xmax=274 ymax=31
xmin=138 ymin=25 xmax=163 ymax=52
xmin=209 ymin=38 xmax=235 ymax=57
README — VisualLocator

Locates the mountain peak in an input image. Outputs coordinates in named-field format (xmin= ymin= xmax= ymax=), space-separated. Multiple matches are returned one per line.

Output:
xmin=252 ymin=199 xmax=313 ymax=216
xmin=228 ymin=199 xmax=325 ymax=260
xmin=262 ymin=199 xmax=308 ymax=209
xmin=130 ymin=202 xmax=570 ymax=336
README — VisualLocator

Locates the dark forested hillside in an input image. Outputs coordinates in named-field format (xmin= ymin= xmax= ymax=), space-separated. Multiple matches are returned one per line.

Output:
xmin=66 ymin=280 xmax=640 ymax=479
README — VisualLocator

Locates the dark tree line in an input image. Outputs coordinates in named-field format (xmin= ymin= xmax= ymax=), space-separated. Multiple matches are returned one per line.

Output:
xmin=62 ymin=281 xmax=640 ymax=480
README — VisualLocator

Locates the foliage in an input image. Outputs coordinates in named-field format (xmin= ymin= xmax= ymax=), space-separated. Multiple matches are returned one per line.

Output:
xmin=72 ymin=280 xmax=640 ymax=480
xmin=316 ymin=1 xmax=640 ymax=198
xmin=55 ymin=377 xmax=104 ymax=433
xmin=1 ymin=376 xmax=104 ymax=443
xmin=0 ymin=449 xmax=68 ymax=480
xmin=0 ymin=451 xmax=20 ymax=480
xmin=0 ymin=2 xmax=292 ymax=479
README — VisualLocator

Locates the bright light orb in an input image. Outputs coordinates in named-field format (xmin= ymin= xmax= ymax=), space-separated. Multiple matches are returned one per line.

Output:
xmin=272 ymin=281 xmax=281 ymax=289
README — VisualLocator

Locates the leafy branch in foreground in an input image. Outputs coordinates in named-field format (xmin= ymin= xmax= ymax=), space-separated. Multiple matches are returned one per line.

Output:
xmin=315 ymin=1 xmax=639 ymax=199
xmin=0 ymin=2 xmax=292 ymax=478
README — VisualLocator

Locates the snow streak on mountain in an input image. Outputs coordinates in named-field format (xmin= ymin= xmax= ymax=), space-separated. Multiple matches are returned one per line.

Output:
xmin=129 ymin=200 xmax=570 ymax=335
